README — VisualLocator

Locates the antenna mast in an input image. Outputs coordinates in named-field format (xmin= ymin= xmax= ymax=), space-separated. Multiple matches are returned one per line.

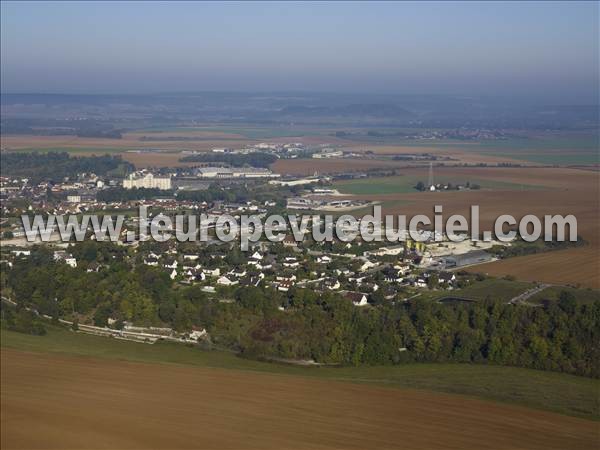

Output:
xmin=428 ymin=162 xmax=434 ymax=188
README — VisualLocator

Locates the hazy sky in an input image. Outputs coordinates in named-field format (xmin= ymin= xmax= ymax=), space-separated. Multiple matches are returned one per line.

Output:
xmin=1 ymin=1 xmax=598 ymax=102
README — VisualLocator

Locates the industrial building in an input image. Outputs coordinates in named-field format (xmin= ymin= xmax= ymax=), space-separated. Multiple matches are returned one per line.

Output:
xmin=123 ymin=172 xmax=172 ymax=190
xmin=195 ymin=167 xmax=280 ymax=179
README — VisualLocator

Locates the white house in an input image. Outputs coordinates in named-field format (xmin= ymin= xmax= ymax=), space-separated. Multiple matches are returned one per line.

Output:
xmin=217 ymin=276 xmax=238 ymax=286
xmin=228 ymin=269 xmax=247 ymax=278
xmin=414 ymin=278 xmax=427 ymax=288
xmin=344 ymin=291 xmax=369 ymax=306
xmin=53 ymin=251 xmax=77 ymax=268
xmin=203 ymin=268 xmax=221 ymax=277
xmin=324 ymin=279 xmax=341 ymax=290
xmin=360 ymin=260 xmax=377 ymax=271
xmin=395 ymin=264 xmax=411 ymax=275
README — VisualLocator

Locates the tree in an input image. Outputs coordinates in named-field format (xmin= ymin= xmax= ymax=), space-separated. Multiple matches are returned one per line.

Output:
xmin=558 ymin=291 xmax=577 ymax=314
xmin=427 ymin=274 xmax=439 ymax=289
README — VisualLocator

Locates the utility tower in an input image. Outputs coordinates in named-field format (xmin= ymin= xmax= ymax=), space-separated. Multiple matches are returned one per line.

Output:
xmin=428 ymin=162 xmax=434 ymax=188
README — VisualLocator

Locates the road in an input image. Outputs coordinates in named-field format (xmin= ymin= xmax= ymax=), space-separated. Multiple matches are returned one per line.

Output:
xmin=508 ymin=284 xmax=551 ymax=305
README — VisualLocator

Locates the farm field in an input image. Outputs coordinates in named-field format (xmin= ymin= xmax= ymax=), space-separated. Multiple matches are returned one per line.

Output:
xmin=3 ymin=131 xmax=595 ymax=167
xmin=338 ymin=135 xmax=599 ymax=165
xmin=121 ymin=151 xmax=199 ymax=168
xmin=471 ymin=246 xmax=600 ymax=288
xmin=0 ymin=131 xmax=257 ymax=154
xmin=335 ymin=174 xmax=544 ymax=195
xmin=2 ymin=327 xmax=599 ymax=420
xmin=419 ymin=278 xmax=535 ymax=303
xmin=271 ymin=151 xmax=524 ymax=175
xmin=451 ymin=136 xmax=599 ymax=165
xmin=528 ymin=285 xmax=600 ymax=305
xmin=2 ymin=329 xmax=599 ymax=450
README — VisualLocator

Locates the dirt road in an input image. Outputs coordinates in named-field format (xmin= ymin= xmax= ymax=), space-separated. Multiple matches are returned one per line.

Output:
xmin=1 ymin=349 xmax=597 ymax=450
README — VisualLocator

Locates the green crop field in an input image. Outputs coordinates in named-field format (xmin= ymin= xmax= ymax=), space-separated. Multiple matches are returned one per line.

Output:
xmin=137 ymin=126 xmax=319 ymax=139
xmin=414 ymin=278 xmax=533 ymax=303
xmin=342 ymin=135 xmax=599 ymax=165
xmin=528 ymin=286 xmax=600 ymax=305
xmin=334 ymin=175 xmax=543 ymax=195
xmin=443 ymin=278 xmax=532 ymax=302
xmin=1 ymin=326 xmax=598 ymax=420
xmin=454 ymin=137 xmax=599 ymax=165
xmin=8 ymin=147 xmax=126 ymax=154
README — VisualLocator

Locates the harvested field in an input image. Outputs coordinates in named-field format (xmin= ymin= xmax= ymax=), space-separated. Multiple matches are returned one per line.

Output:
xmin=0 ymin=132 xmax=256 ymax=154
xmin=344 ymin=143 xmax=532 ymax=165
xmin=2 ymin=349 xmax=598 ymax=450
xmin=472 ymin=246 xmax=600 ymax=288
xmin=272 ymin=158 xmax=414 ymax=175
xmin=121 ymin=151 xmax=199 ymax=168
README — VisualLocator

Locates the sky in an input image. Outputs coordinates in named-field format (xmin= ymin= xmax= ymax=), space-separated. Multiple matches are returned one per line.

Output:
xmin=1 ymin=1 xmax=598 ymax=103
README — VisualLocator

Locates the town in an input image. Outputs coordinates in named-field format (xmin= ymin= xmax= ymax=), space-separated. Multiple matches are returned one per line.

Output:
xmin=0 ymin=148 xmax=523 ymax=345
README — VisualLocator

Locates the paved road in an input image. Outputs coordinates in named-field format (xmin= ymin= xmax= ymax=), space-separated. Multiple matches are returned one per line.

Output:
xmin=508 ymin=284 xmax=551 ymax=306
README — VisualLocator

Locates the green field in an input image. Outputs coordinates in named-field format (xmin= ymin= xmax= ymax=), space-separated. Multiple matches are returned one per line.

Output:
xmin=415 ymin=278 xmax=533 ymax=303
xmin=1 ymin=326 xmax=598 ymax=420
xmin=334 ymin=175 xmax=543 ymax=195
xmin=8 ymin=147 xmax=126 ymax=154
xmin=441 ymin=137 xmax=598 ymax=165
xmin=340 ymin=135 xmax=599 ymax=165
xmin=137 ymin=126 xmax=319 ymax=139
xmin=529 ymin=286 xmax=600 ymax=305
xmin=451 ymin=278 xmax=533 ymax=302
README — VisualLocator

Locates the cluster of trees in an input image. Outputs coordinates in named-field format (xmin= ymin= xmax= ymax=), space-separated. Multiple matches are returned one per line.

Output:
xmin=1 ymin=118 xmax=122 ymax=138
xmin=180 ymin=152 xmax=278 ymax=168
xmin=95 ymin=182 xmax=300 ymax=208
xmin=1 ymin=152 xmax=132 ymax=183
xmin=223 ymin=289 xmax=599 ymax=378
xmin=488 ymin=236 xmax=585 ymax=259
xmin=414 ymin=180 xmax=480 ymax=191
xmin=0 ymin=305 xmax=47 ymax=336
xmin=2 ymin=245 xmax=598 ymax=378
xmin=97 ymin=187 xmax=167 ymax=202
xmin=176 ymin=183 xmax=299 ymax=206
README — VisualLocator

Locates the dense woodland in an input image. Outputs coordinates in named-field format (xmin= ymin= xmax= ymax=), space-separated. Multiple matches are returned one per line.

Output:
xmin=0 ymin=152 xmax=131 ymax=182
xmin=179 ymin=152 xmax=278 ymax=168
xmin=96 ymin=182 xmax=301 ymax=205
xmin=1 ymin=244 xmax=598 ymax=378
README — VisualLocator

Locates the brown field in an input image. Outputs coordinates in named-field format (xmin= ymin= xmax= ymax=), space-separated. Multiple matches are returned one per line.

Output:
xmin=3 ymin=133 xmax=527 ymax=167
xmin=272 ymin=152 xmax=527 ymax=176
xmin=121 ymin=151 xmax=200 ymax=168
xmin=0 ymin=132 xmax=256 ymax=153
xmin=2 ymin=349 xmax=597 ymax=450
xmin=338 ymin=166 xmax=599 ymax=288
xmin=344 ymin=144 xmax=531 ymax=165
xmin=272 ymin=158 xmax=416 ymax=175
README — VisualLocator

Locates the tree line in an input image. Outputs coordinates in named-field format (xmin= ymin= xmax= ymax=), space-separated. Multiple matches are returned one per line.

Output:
xmin=179 ymin=152 xmax=278 ymax=168
xmin=1 ymin=152 xmax=132 ymax=183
